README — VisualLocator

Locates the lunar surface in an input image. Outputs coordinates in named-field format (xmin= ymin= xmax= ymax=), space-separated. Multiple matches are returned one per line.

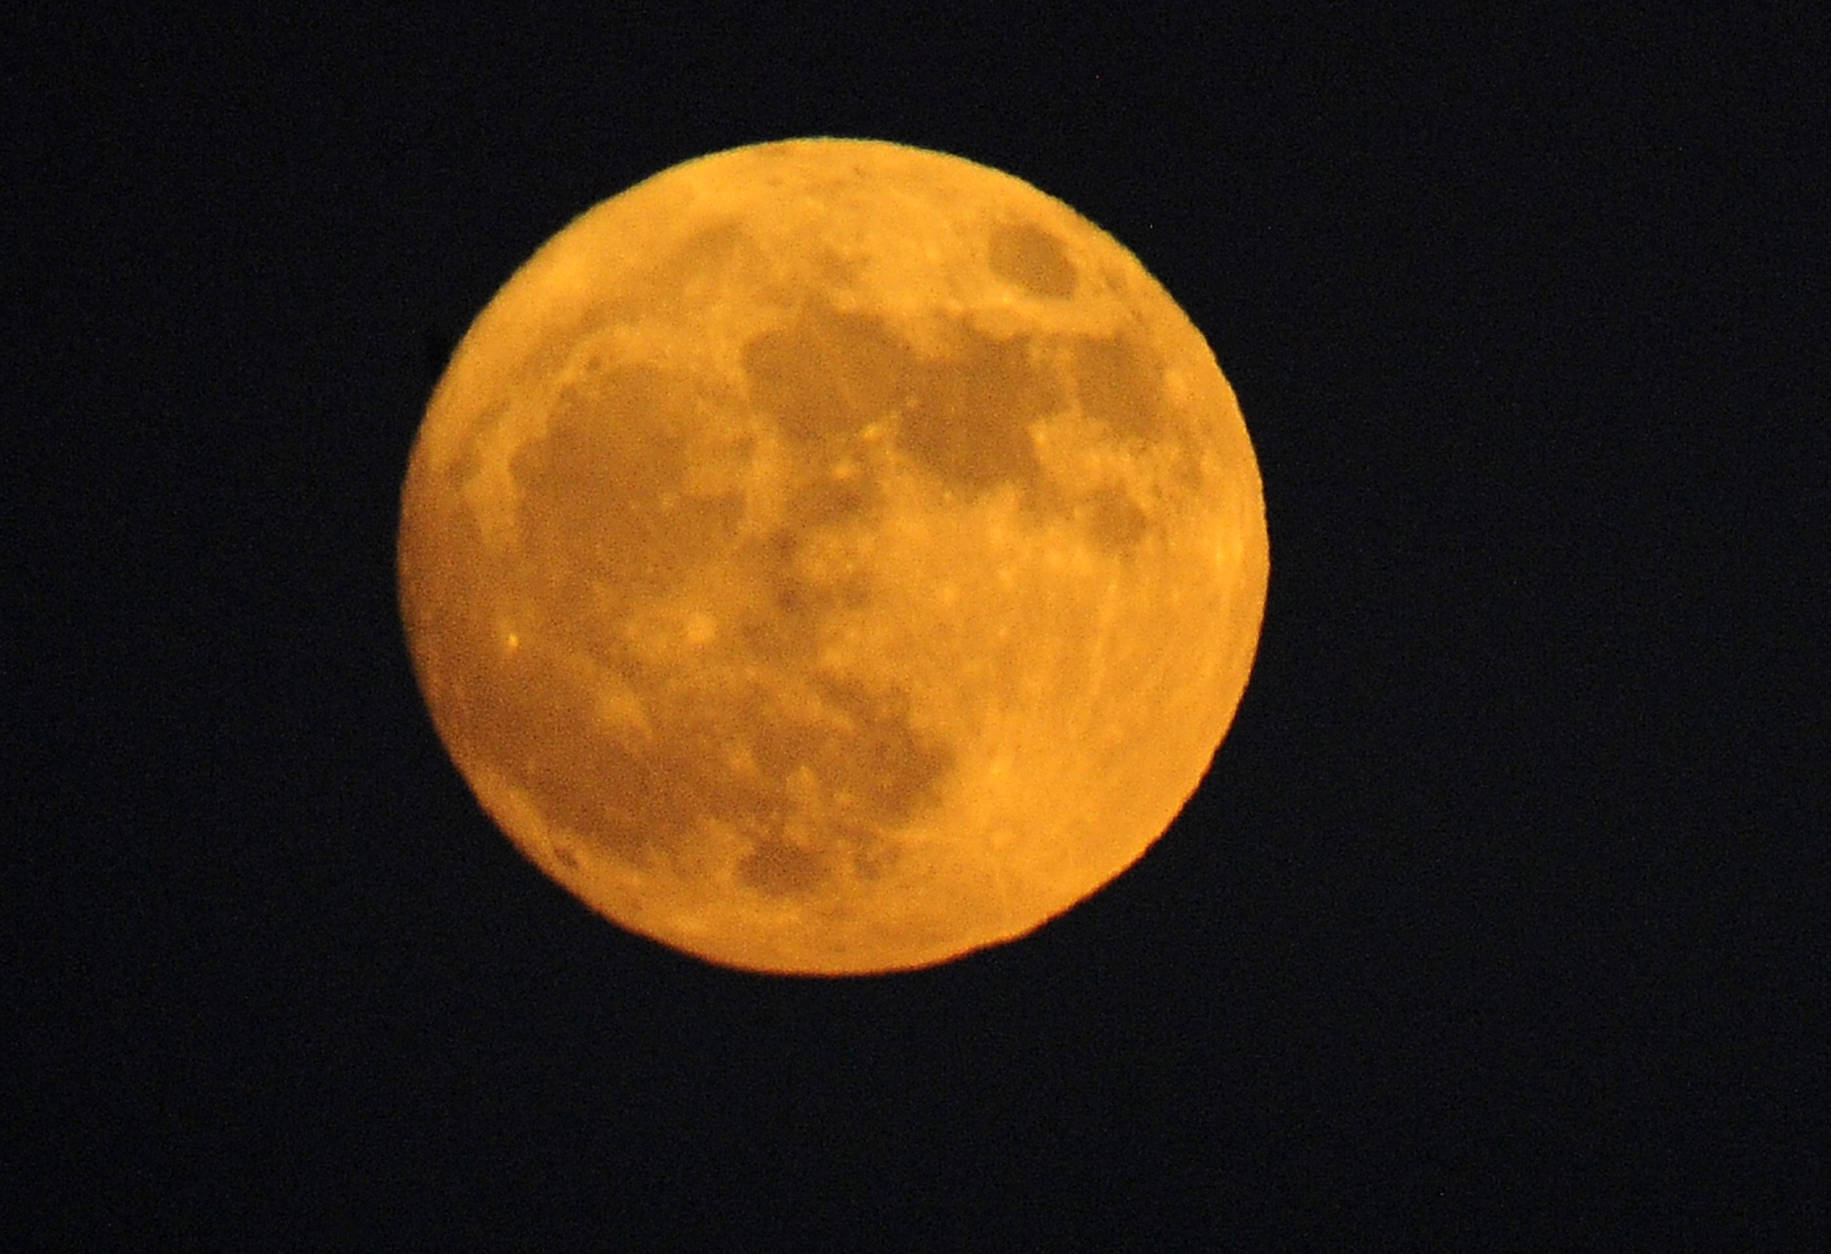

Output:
xmin=398 ymin=138 xmax=1268 ymax=975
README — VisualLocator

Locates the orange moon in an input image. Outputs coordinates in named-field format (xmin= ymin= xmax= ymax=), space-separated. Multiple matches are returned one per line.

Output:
xmin=398 ymin=138 xmax=1268 ymax=975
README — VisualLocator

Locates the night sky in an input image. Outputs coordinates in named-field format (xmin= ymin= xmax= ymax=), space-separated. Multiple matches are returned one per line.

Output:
xmin=14 ymin=7 xmax=1824 ymax=1247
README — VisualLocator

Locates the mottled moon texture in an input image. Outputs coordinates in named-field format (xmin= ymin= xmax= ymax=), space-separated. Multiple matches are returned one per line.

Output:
xmin=398 ymin=138 xmax=1268 ymax=975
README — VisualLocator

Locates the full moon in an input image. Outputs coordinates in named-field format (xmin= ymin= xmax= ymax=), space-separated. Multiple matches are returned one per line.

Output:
xmin=398 ymin=138 xmax=1268 ymax=975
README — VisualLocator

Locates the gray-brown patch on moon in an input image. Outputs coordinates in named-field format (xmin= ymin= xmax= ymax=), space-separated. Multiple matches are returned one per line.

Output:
xmin=1073 ymin=331 xmax=1167 ymax=439
xmin=511 ymin=361 xmax=728 ymax=598
xmin=742 ymin=304 xmax=912 ymax=444
xmin=1070 ymin=482 xmax=1153 ymax=550
xmin=897 ymin=327 xmax=1061 ymax=496
xmin=988 ymin=221 xmax=1078 ymax=299
xmin=739 ymin=834 xmax=827 ymax=896
xmin=741 ymin=301 xmax=1062 ymax=502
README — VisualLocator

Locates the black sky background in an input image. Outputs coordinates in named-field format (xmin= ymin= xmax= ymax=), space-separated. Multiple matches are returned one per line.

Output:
xmin=12 ymin=6 xmax=1826 ymax=1247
